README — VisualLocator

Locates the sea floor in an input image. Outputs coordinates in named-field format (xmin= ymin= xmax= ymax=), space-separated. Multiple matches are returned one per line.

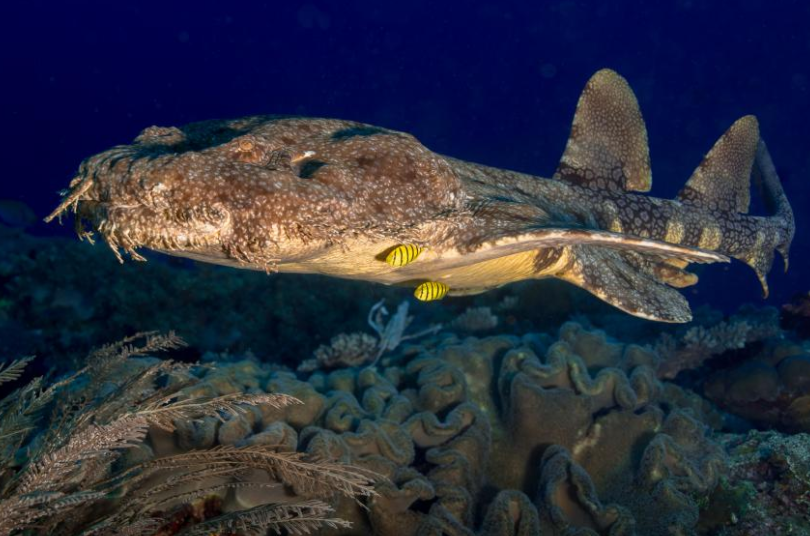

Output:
xmin=1 ymin=224 xmax=809 ymax=535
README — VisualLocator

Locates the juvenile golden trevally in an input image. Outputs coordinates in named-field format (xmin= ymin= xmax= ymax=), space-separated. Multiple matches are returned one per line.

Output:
xmin=46 ymin=69 xmax=795 ymax=322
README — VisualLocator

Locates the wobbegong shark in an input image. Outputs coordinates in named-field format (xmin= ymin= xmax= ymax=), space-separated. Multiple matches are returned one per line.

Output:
xmin=46 ymin=69 xmax=795 ymax=322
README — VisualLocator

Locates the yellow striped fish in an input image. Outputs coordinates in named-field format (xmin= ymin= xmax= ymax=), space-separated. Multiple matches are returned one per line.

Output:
xmin=414 ymin=281 xmax=449 ymax=301
xmin=385 ymin=244 xmax=423 ymax=267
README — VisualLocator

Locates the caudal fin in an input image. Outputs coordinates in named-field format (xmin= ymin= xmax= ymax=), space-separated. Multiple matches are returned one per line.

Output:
xmin=752 ymin=140 xmax=795 ymax=279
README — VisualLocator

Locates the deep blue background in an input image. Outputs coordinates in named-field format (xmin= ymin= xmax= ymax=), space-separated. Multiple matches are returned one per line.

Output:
xmin=2 ymin=0 xmax=808 ymax=311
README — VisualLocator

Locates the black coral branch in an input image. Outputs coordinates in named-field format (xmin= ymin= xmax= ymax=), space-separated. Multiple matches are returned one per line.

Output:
xmin=18 ymin=415 xmax=150 ymax=494
xmin=0 ymin=356 xmax=34 ymax=386
xmin=178 ymin=499 xmax=352 ymax=536
xmin=0 ymin=334 xmax=380 ymax=535
xmin=137 ymin=392 xmax=303 ymax=432
xmin=142 ymin=445 xmax=380 ymax=500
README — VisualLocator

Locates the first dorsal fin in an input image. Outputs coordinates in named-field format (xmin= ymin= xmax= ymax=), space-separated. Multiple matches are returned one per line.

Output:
xmin=677 ymin=115 xmax=759 ymax=214
xmin=554 ymin=69 xmax=652 ymax=193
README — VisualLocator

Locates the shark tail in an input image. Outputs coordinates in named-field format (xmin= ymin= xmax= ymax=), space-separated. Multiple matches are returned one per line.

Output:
xmin=754 ymin=140 xmax=795 ymax=275
xmin=543 ymin=69 xmax=793 ymax=320
xmin=544 ymin=69 xmax=720 ymax=322
xmin=677 ymin=117 xmax=795 ymax=297
xmin=461 ymin=70 xmax=792 ymax=321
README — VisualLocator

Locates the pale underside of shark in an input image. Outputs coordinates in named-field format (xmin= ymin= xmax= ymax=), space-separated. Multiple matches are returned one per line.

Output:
xmin=46 ymin=69 xmax=795 ymax=323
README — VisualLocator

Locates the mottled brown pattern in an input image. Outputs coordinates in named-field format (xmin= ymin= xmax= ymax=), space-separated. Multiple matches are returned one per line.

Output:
xmin=46 ymin=70 xmax=795 ymax=323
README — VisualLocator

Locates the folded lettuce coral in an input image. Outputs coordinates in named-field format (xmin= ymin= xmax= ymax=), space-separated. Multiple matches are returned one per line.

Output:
xmin=167 ymin=322 xmax=725 ymax=535
xmin=703 ymin=339 xmax=810 ymax=432
xmin=5 ymin=310 xmax=766 ymax=534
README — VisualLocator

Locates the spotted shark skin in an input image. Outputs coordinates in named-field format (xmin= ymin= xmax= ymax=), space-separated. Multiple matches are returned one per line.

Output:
xmin=46 ymin=70 xmax=795 ymax=323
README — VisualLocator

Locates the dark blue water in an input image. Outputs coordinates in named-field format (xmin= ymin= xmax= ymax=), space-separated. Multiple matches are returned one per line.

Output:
xmin=3 ymin=0 xmax=808 ymax=310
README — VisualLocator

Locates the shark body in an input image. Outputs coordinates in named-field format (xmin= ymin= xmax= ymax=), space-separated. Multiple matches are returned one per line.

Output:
xmin=46 ymin=70 xmax=795 ymax=322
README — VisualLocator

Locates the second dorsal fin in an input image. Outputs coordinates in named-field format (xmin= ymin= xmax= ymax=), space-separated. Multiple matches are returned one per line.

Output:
xmin=554 ymin=69 xmax=652 ymax=193
xmin=677 ymin=115 xmax=759 ymax=214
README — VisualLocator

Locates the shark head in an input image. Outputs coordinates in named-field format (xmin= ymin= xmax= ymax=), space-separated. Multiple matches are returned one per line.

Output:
xmin=46 ymin=116 xmax=465 ymax=270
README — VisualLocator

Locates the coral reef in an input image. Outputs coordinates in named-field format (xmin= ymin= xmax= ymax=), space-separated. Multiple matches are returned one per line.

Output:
xmin=167 ymin=323 xmax=725 ymax=535
xmin=450 ymin=306 xmax=499 ymax=333
xmin=700 ymin=431 xmax=810 ymax=535
xmin=782 ymin=291 xmax=810 ymax=339
xmin=655 ymin=305 xmax=783 ymax=380
xmin=702 ymin=339 xmax=810 ymax=432
xmin=6 ymin=228 xmax=810 ymax=534
xmin=0 ymin=334 xmax=378 ymax=535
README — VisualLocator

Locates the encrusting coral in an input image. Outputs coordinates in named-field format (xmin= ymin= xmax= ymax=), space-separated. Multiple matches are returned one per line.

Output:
xmin=0 ymin=333 xmax=379 ymax=535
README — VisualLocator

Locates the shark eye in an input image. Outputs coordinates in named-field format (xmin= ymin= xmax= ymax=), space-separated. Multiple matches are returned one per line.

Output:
xmin=236 ymin=137 xmax=256 ymax=152
xmin=229 ymin=135 xmax=268 ymax=164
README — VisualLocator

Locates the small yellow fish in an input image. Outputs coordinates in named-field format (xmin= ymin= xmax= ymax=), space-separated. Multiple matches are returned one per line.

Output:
xmin=385 ymin=244 xmax=423 ymax=267
xmin=414 ymin=281 xmax=449 ymax=301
